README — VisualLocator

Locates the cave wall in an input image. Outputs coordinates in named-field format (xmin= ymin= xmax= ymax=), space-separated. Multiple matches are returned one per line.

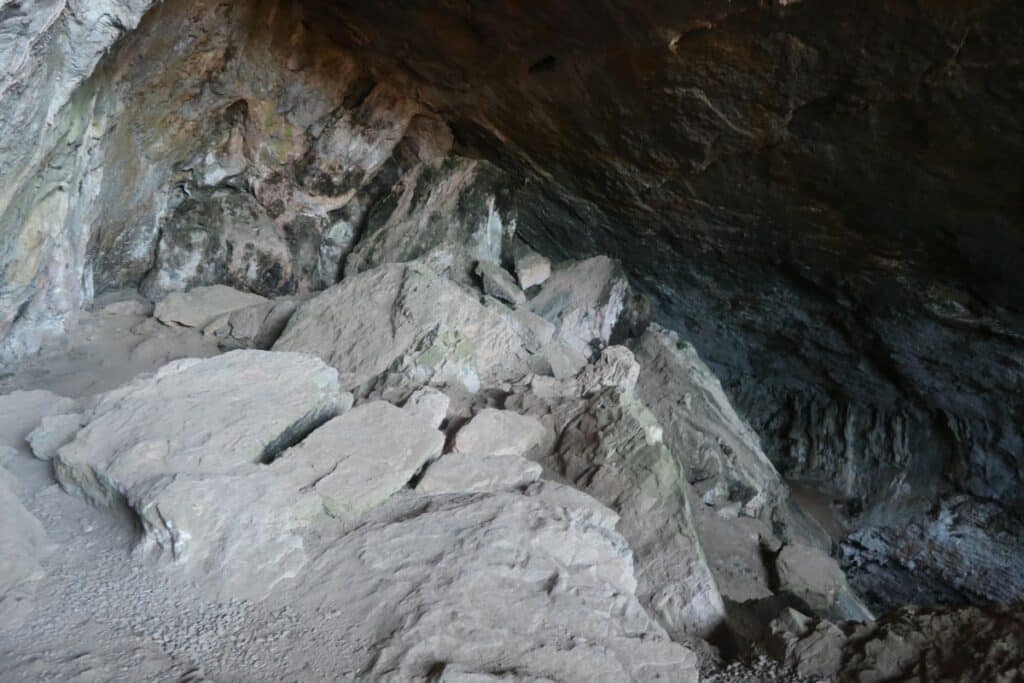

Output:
xmin=301 ymin=0 xmax=1024 ymax=513
xmin=1 ymin=0 xmax=1022 ymax=519
xmin=0 ymin=0 xmax=516 ymax=362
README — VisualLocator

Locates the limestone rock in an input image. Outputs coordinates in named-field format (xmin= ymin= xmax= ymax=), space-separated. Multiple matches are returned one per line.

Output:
xmin=841 ymin=604 xmax=1024 ymax=682
xmin=281 ymin=401 xmax=444 ymax=520
xmin=453 ymin=408 xmax=548 ymax=457
xmin=510 ymin=378 xmax=727 ymax=639
xmin=417 ymin=453 xmax=542 ymax=495
xmin=632 ymin=325 xmax=787 ymax=522
xmin=344 ymin=159 xmax=516 ymax=287
xmin=274 ymin=263 xmax=536 ymax=395
xmin=153 ymin=285 xmax=268 ymax=329
xmin=765 ymin=608 xmax=846 ymax=679
xmin=51 ymin=351 xmax=342 ymax=596
xmin=203 ymin=297 xmax=301 ymax=350
xmin=142 ymin=190 xmax=295 ymax=299
xmin=696 ymin=510 xmax=775 ymax=604
xmin=528 ymin=256 xmax=633 ymax=357
xmin=475 ymin=261 xmax=525 ymax=305
xmin=843 ymin=495 xmax=1024 ymax=612
xmin=136 ymin=465 xmax=321 ymax=600
xmin=0 ymin=391 xmax=80 ymax=452
xmin=774 ymin=544 xmax=847 ymax=614
xmin=27 ymin=413 xmax=86 ymax=461
xmin=55 ymin=350 xmax=342 ymax=506
xmin=402 ymin=387 xmax=450 ymax=429
xmin=576 ymin=344 xmax=640 ymax=396
xmin=289 ymin=490 xmax=699 ymax=681
xmin=0 ymin=466 xmax=51 ymax=626
xmin=514 ymin=247 xmax=551 ymax=290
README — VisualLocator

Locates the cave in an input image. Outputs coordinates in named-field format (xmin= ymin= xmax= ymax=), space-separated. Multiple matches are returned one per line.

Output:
xmin=0 ymin=0 xmax=1022 ymax=679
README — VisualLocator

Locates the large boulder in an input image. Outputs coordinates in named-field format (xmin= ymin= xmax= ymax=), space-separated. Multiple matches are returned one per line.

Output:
xmin=52 ymin=351 xmax=344 ymax=597
xmin=841 ymin=604 xmax=1024 ymax=683
xmin=288 ymin=485 xmax=699 ymax=681
xmin=774 ymin=543 xmax=866 ymax=619
xmin=202 ymin=296 xmax=302 ymax=350
xmin=417 ymin=452 xmax=542 ymax=495
xmin=765 ymin=608 xmax=847 ymax=679
xmin=274 ymin=263 xmax=538 ymax=395
xmin=631 ymin=324 xmax=787 ymax=521
xmin=509 ymin=368 xmax=727 ymax=639
xmin=55 ymin=350 xmax=342 ymax=507
xmin=27 ymin=413 xmax=85 ymax=461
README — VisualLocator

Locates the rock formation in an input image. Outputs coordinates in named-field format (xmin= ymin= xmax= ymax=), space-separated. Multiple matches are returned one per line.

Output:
xmin=0 ymin=0 xmax=1022 ymax=680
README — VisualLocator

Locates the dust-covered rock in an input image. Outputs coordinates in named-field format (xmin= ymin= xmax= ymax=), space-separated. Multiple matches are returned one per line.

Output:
xmin=274 ymin=263 xmax=537 ymax=395
xmin=153 ymin=285 xmax=267 ymax=329
xmin=452 ymin=408 xmax=548 ymax=457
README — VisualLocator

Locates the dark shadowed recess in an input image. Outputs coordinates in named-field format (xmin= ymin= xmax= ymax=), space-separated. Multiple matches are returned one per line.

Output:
xmin=299 ymin=1 xmax=1024 ymax=520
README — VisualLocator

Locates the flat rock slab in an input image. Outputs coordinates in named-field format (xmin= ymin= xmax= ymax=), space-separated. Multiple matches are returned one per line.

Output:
xmin=279 ymin=400 xmax=444 ymax=519
xmin=154 ymin=285 xmax=267 ymax=329
xmin=453 ymin=408 xmax=548 ymax=457
xmin=632 ymin=324 xmax=786 ymax=519
xmin=50 ymin=350 xmax=342 ymax=594
xmin=417 ymin=452 xmax=542 ymax=494
xmin=55 ymin=350 xmax=342 ymax=506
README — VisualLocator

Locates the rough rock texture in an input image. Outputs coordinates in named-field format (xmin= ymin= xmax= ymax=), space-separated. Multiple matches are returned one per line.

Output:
xmin=528 ymin=256 xmax=641 ymax=358
xmin=0 ymin=0 xmax=157 ymax=360
xmin=303 ymin=0 xmax=1024 ymax=523
xmin=774 ymin=544 xmax=848 ymax=615
xmin=510 ymin=372 xmax=727 ymax=640
xmin=52 ymin=351 xmax=343 ymax=596
xmin=841 ymin=604 xmax=1024 ymax=682
xmin=402 ymin=386 xmax=450 ymax=429
xmin=0 ymin=0 xmax=517 ymax=362
xmin=417 ymin=452 xmax=542 ymax=495
xmin=514 ymin=247 xmax=551 ymax=291
xmin=27 ymin=413 xmax=85 ymax=461
xmin=202 ymin=296 xmax=303 ymax=350
xmin=476 ymin=260 xmax=526 ymax=306
xmin=274 ymin=262 xmax=537 ymax=395
xmin=842 ymin=495 xmax=1024 ymax=612
xmin=290 ymin=487 xmax=699 ymax=681
xmin=765 ymin=608 xmax=846 ymax=680
xmin=632 ymin=325 xmax=786 ymax=522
